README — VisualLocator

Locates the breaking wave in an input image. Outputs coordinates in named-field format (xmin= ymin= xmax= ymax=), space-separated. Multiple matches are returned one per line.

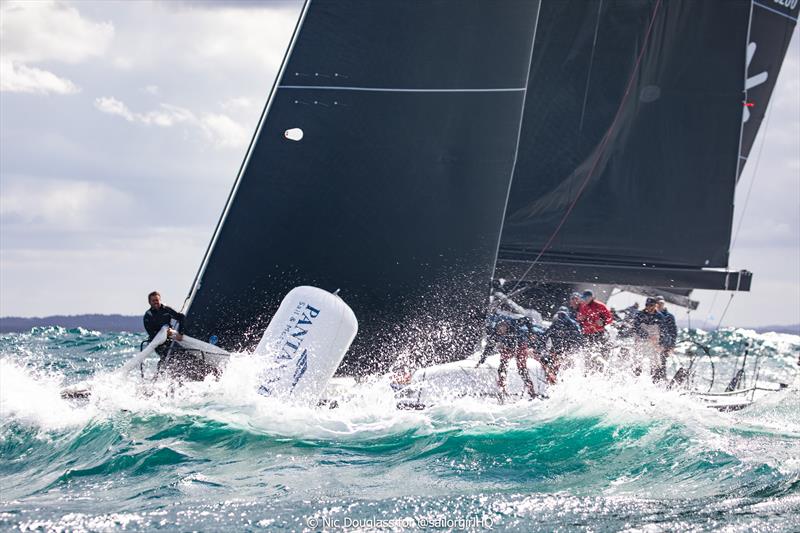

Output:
xmin=1 ymin=327 xmax=798 ymax=531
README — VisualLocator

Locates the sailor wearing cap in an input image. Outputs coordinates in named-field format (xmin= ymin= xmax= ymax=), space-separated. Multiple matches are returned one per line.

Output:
xmin=633 ymin=297 xmax=667 ymax=382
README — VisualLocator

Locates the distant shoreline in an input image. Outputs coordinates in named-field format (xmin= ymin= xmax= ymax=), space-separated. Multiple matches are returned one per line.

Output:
xmin=1 ymin=314 xmax=798 ymax=336
xmin=0 ymin=314 xmax=142 ymax=333
xmin=674 ymin=321 xmax=800 ymax=336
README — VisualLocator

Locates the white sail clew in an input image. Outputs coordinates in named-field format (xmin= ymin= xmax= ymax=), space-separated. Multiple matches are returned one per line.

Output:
xmin=254 ymin=286 xmax=358 ymax=404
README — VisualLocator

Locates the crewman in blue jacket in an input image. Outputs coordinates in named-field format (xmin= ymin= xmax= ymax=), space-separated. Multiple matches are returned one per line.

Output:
xmin=543 ymin=307 xmax=582 ymax=380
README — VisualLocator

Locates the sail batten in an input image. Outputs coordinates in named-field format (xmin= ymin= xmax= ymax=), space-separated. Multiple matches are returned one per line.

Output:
xmin=278 ymin=86 xmax=527 ymax=93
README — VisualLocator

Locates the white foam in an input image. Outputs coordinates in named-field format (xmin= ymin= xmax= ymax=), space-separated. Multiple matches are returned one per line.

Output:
xmin=0 ymin=359 xmax=95 ymax=429
xmin=2 ymin=331 xmax=797 ymax=466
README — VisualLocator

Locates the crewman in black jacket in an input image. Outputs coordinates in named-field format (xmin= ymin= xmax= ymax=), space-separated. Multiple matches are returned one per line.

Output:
xmin=143 ymin=291 xmax=217 ymax=381
xmin=143 ymin=291 xmax=185 ymax=342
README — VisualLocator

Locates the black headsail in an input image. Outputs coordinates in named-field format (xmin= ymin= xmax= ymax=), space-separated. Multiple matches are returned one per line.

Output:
xmin=496 ymin=0 xmax=796 ymax=298
xmin=184 ymin=1 xmax=542 ymax=373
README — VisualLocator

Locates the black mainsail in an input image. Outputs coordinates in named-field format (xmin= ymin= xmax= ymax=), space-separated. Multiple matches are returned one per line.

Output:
xmin=184 ymin=0 xmax=542 ymax=373
xmin=496 ymin=0 xmax=797 ymax=300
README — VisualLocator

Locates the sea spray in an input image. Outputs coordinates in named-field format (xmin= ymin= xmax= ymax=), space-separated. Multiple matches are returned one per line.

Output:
xmin=1 ymin=327 xmax=798 ymax=531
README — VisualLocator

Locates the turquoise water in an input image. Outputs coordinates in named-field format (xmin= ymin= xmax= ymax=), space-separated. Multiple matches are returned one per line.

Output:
xmin=1 ymin=327 xmax=799 ymax=531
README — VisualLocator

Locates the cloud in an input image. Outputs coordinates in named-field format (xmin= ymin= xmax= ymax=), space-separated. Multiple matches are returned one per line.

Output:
xmin=106 ymin=1 xmax=299 ymax=74
xmin=0 ymin=1 xmax=298 ymax=316
xmin=94 ymin=96 xmax=135 ymax=121
xmin=199 ymin=112 xmax=249 ymax=148
xmin=94 ymin=96 xmax=247 ymax=148
xmin=0 ymin=1 xmax=114 ymax=64
xmin=0 ymin=178 xmax=134 ymax=229
xmin=0 ymin=228 xmax=208 ymax=316
xmin=94 ymin=97 xmax=193 ymax=127
xmin=0 ymin=1 xmax=114 ymax=94
xmin=221 ymin=96 xmax=254 ymax=111
xmin=0 ymin=58 xmax=79 ymax=94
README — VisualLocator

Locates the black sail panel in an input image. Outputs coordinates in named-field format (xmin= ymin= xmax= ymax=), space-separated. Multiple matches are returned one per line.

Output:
xmin=185 ymin=1 xmax=541 ymax=373
xmin=739 ymin=0 xmax=799 ymax=175
xmin=500 ymin=0 xmax=752 ymax=277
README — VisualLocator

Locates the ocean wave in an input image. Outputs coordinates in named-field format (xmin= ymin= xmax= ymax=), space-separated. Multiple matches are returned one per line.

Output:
xmin=1 ymin=327 xmax=798 ymax=530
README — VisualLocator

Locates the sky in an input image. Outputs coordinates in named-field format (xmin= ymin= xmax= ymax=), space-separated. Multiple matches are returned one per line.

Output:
xmin=0 ymin=1 xmax=798 ymax=328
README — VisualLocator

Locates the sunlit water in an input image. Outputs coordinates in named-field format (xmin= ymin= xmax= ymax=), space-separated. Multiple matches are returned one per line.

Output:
xmin=1 ymin=326 xmax=798 ymax=531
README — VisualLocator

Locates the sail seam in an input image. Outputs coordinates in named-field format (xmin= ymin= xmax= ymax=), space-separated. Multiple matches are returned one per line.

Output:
xmin=752 ymin=1 xmax=799 ymax=22
xmin=278 ymin=85 xmax=525 ymax=93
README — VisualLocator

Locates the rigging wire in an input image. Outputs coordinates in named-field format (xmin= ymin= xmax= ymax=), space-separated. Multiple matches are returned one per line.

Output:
xmin=730 ymin=96 xmax=775 ymax=250
xmin=508 ymin=0 xmax=663 ymax=295
xmin=706 ymin=48 xmax=776 ymax=331
xmin=703 ymin=117 xmax=766 ymax=326
xmin=715 ymin=293 xmax=736 ymax=330
xmin=705 ymin=291 xmax=720 ymax=325
xmin=705 ymin=26 xmax=792 ymax=333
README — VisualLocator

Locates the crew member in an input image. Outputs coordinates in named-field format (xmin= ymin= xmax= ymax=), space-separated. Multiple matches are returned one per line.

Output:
xmin=567 ymin=292 xmax=582 ymax=321
xmin=576 ymin=290 xmax=614 ymax=370
xmin=633 ymin=297 xmax=666 ymax=382
xmin=655 ymin=296 xmax=677 ymax=352
xmin=144 ymin=291 xmax=184 ymax=344
xmin=543 ymin=307 xmax=582 ymax=379
xmin=655 ymin=295 xmax=678 ymax=380
xmin=143 ymin=291 xmax=218 ymax=381
xmin=495 ymin=319 xmax=538 ymax=399
xmin=143 ymin=290 xmax=188 ymax=375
